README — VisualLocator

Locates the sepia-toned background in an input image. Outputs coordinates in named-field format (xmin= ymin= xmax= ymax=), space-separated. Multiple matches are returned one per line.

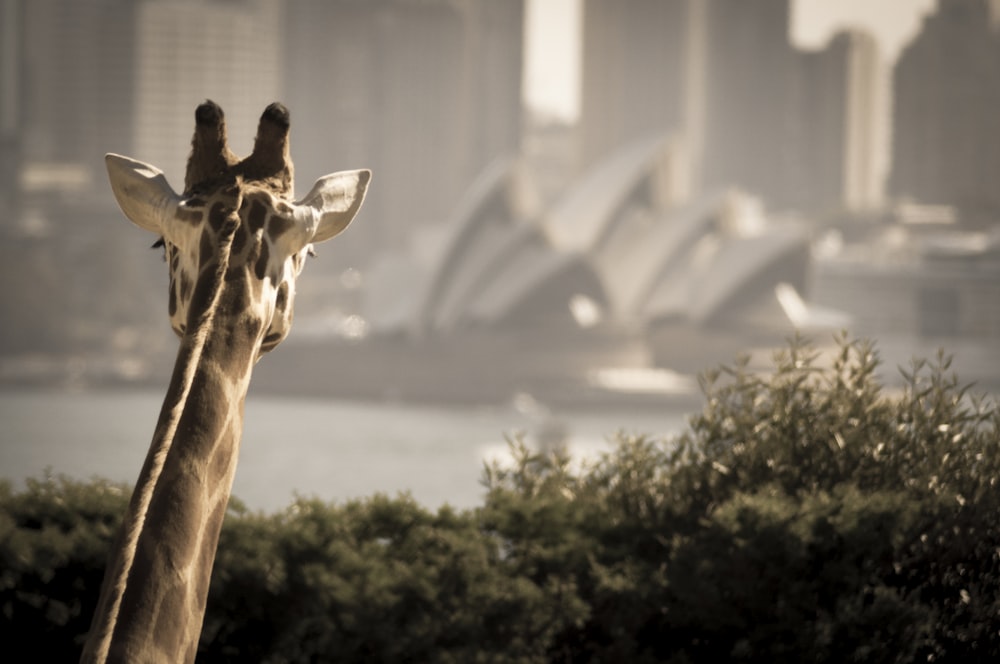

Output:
xmin=2 ymin=0 xmax=997 ymax=508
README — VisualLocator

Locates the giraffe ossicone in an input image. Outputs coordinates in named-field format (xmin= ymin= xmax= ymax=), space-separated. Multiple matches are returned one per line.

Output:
xmin=104 ymin=102 xmax=369 ymax=351
xmin=81 ymin=101 xmax=369 ymax=663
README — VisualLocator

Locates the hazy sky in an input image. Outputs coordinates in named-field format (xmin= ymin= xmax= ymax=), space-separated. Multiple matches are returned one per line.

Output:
xmin=524 ymin=0 xmax=938 ymax=121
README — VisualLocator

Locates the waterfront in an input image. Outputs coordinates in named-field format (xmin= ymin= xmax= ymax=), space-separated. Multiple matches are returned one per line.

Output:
xmin=0 ymin=388 xmax=691 ymax=511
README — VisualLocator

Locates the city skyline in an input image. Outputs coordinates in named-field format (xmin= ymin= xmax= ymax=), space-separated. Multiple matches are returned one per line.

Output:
xmin=5 ymin=0 xmax=999 ymax=225
xmin=525 ymin=0 xmax=936 ymax=121
xmin=1 ymin=0 xmax=998 ymax=408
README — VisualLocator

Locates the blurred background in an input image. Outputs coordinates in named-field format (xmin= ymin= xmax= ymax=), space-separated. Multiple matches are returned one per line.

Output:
xmin=2 ymin=0 xmax=998 ymax=508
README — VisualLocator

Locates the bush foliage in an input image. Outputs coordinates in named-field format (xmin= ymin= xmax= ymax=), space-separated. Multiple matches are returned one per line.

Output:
xmin=2 ymin=336 xmax=998 ymax=662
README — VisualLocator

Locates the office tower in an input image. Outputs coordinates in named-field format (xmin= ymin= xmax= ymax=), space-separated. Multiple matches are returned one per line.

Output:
xmin=133 ymin=0 xmax=284 ymax=184
xmin=699 ymin=0 xmax=797 ymax=207
xmin=891 ymin=0 xmax=1000 ymax=220
xmin=578 ymin=0 xmax=697 ymax=170
xmin=578 ymin=0 xmax=812 ymax=210
xmin=14 ymin=0 xmax=136 ymax=198
xmin=0 ymin=0 xmax=22 ymax=215
xmin=790 ymin=30 xmax=887 ymax=214
xmin=839 ymin=31 xmax=887 ymax=212
xmin=284 ymin=0 xmax=525 ymax=259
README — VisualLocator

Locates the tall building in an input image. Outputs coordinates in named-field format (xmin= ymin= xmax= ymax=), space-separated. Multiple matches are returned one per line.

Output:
xmin=840 ymin=31 xmax=888 ymax=212
xmin=14 ymin=0 xmax=136 ymax=199
xmin=578 ymin=0 xmax=698 ymax=170
xmin=890 ymin=0 xmax=1000 ymax=220
xmin=0 ymin=0 xmax=22 ymax=215
xmin=789 ymin=30 xmax=887 ymax=214
xmin=577 ymin=0 xmax=813 ymax=210
xmin=133 ymin=0 xmax=284 ymax=185
xmin=699 ymin=0 xmax=798 ymax=207
xmin=284 ymin=0 xmax=525 ymax=260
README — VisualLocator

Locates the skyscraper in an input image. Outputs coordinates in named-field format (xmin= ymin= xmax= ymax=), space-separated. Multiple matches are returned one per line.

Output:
xmin=284 ymin=0 xmax=525 ymax=260
xmin=578 ymin=0 xmax=697 ymax=170
xmin=890 ymin=0 xmax=1000 ymax=221
xmin=699 ymin=0 xmax=797 ymax=206
xmin=133 ymin=0 xmax=284 ymax=185
xmin=14 ymin=0 xmax=136 ymax=197
xmin=577 ymin=0 xmax=825 ymax=211
xmin=0 ymin=0 xmax=22 ymax=215
xmin=789 ymin=29 xmax=887 ymax=214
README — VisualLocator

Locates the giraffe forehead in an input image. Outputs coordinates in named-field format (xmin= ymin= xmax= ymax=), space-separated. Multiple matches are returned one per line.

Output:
xmin=166 ymin=190 xmax=310 ymax=281
xmin=168 ymin=190 xmax=304 ymax=243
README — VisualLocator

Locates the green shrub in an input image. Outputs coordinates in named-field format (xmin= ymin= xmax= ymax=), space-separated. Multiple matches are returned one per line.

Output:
xmin=479 ymin=335 xmax=1000 ymax=662
xmin=0 ymin=474 xmax=129 ymax=660
xmin=203 ymin=494 xmax=584 ymax=662
xmin=1 ymin=336 xmax=998 ymax=662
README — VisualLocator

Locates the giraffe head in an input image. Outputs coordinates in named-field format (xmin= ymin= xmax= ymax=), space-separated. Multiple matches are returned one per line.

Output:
xmin=105 ymin=101 xmax=369 ymax=358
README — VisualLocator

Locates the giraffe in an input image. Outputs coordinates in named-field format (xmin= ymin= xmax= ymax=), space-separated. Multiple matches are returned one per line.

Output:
xmin=80 ymin=100 xmax=370 ymax=663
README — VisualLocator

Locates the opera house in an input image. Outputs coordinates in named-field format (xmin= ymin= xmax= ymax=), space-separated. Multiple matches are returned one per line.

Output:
xmin=257 ymin=135 xmax=844 ymax=407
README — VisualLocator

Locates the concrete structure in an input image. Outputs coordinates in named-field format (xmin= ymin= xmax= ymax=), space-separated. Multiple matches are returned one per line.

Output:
xmin=541 ymin=134 xmax=700 ymax=322
xmin=8 ymin=0 xmax=136 ymax=203
xmin=578 ymin=0 xmax=699 ymax=172
xmin=814 ymin=224 xmax=1000 ymax=341
xmin=811 ymin=220 xmax=1000 ymax=389
xmin=133 ymin=0 xmax=284 ymax=184
xmin=285 ymin=0 xmax=525 ymax=260
xmin=791 ymin=29 xmax=887 ymax=215
xmin=890 ymin=0 xmax=1000 ymax=221
xmin=577 ymin=0 xmax=886 ymax=217
xmin=11 ymin=0 xmax=285 ymax=193
xmin=369 ymin=156 xmax=606 ymax=336
xmin=369 ymin=135 xmax=824 ymax=375
xmin=699 ymin=0 xmax=797 ymax=208
xmin=546 ymin=135 xmax=820 ymax=369
xmin=0 ymin=0 xmax=22 ymax=217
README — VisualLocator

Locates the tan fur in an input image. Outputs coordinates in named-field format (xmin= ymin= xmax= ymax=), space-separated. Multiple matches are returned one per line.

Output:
xmin=81 ymin=102 xmax=369 ymax=663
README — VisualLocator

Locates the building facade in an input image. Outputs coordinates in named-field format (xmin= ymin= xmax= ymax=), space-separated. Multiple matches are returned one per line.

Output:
xmin=9 ymin=0 xmax=136 ymax=205
xmin=699 ymin=0 xmax=797 ymax=207
xmin=284 ymin=0 xmax=525 ymax=261
xmin=890 ymin=0 xmax=1000 ymax=222
xmin=577 ymin=0 xmax=885 ymax=216
xmin=789 ymin=29 xmax=887 ymax=215
xmin=133 ymin=0 xmax=285 ymax=184
xmin=578 ymin=0 xmax=697 ymax=170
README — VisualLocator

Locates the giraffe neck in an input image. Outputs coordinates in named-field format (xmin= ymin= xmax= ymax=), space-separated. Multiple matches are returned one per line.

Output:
xmin=82 ymin=209 xmax=263 ymax=664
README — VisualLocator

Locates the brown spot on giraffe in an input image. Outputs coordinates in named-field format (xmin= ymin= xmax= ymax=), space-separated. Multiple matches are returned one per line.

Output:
xmin=178 ymin=274 xmax=193 ymax=304
xmin=246 ymin=199 xmax=267 ymax=234
xmin=267 ymin=212 xmax=295 ymax=239
xmin=274 ymin=281 xmax=289 ymax=313
xmin=207 ymin=201 xmax=228 ymax=233
xmin=168 ymin=284 xmax=178 ymax=319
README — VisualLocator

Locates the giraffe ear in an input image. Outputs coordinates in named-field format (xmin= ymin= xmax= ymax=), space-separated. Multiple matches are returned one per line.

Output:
xmin=105 ymin=153 xmax=181 ymax=235
xmin=296 ymin=169 xmax=371 ymax=243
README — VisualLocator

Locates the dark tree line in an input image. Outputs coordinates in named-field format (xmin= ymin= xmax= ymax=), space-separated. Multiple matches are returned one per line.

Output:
xmin=3 ymin=336 xmax=998 ymax=662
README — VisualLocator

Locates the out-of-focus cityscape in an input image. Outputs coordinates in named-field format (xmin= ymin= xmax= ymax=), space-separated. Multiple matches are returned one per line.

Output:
xmin=2 ymin=0 xmax=999 ymax=408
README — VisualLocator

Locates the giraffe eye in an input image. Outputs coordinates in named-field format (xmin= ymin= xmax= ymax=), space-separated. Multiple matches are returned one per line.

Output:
xmin=151 ymin=237 xmax=166 ymax=261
